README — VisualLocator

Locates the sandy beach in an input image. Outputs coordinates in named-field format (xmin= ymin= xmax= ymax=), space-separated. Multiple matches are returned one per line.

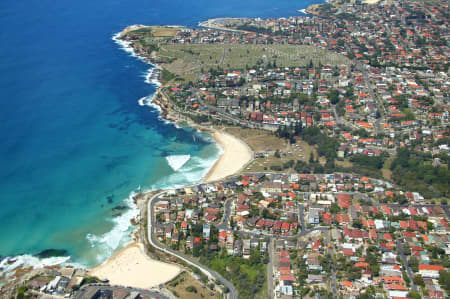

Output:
xmin=89 ymin=242 xmax=181 ymax=289
xmin=204 ymin=130 xmax=253 ymax=182
xmin=363 ymin=0 xmax=381 ymax=4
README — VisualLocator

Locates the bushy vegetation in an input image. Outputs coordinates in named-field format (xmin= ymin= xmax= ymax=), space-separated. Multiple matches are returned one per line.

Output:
xmin=185 ymin=285 xmax=197 ymax=293
xmin=350 ymin=154 xmax=384 ymax=169
xmin=439 ymin=270 xmax=450 ymax=292
xmin=80 ymin=276 xmax=100 ymax=286
xmin=15 ymin=286 xmax=29 ymax=299
xmin=300 ymin=127 xmax=339 ymax=161
xmin=161 ymin=68 xmax=176 ymax=83
xmin=390 ymin=148 xmax=450 ymax=198
xmin=276 ymin=125 xmax=339 ymax=162
xmin=198 ymin=249 xmax=267 ymax=298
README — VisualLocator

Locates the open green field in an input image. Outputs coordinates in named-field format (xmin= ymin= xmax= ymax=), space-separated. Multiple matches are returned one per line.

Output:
xmin=122 ymin=25 xmax=350 ymax=82
xmin=123 ymin=31 xmax=350 ymax=81
xmin=158 ymin=43 xmax=349 ymax=81
xmin=225 ymin=127 xmax=319 ymax=173
xmin=125 ymin=26 xmax=181 ymax=40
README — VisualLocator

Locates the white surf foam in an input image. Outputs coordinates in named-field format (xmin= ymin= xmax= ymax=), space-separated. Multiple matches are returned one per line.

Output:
xmin=298 ymin=9 xmax=307 ymax=14
xmin=112 ymin=29 xmax=159 ymax=71
xmin=86 ymin=192 xmax=140 ymax=264
xmin=137 ymin=95 xmax=155 ymax=107
xmin=112 ymin=33 xmax=137 ymax=58
xmin=151 ymin=147 xmax=221 ymax=190
xmin=166 ymin=155 xmax=191 ymax=171
xmin=0 ymin=255 xmax=71 ymax=272
xmin=144 ymin=67 xmax=161 ymax=87
xmin=137 ymin=95 xmax=178 ymax=128
xmin=112 ymin=30 xmax=168 ymax=128
xmin=0 ymin=254 xmax=72 ymax=284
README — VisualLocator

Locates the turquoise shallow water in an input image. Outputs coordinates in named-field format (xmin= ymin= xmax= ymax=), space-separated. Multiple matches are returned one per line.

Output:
xmin=0 ymin=0 xmax=321 ymax=269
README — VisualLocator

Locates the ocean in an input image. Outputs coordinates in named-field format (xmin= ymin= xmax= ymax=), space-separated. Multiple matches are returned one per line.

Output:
xmin=0 ymin=0 xmax=321 ymax=271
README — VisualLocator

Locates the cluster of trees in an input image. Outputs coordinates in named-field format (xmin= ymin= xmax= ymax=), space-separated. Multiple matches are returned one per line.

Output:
xmin=365 ymin=246 xmax=380 ymax=276
xmin=301 ymin=127 xmax=339 ymax=162
xmin=390 ymin=148 xmax=450 ymax=198
xmin=275 ymin=124 xmax=342 ymax=173
xmin=275 ymin=121 xmax=303 ymax=143
xmin=336 ymin=255 xmax=362 ymax=280
xmin=189 ymin=114 xmax=210 ymax=124
xmin=350 ymin=154 xmax=385 ymax=170
xmin=439 ymin=270 xmax=450 ymax=292
xmin=326 ymin=88 xmax=340 ymax=105
xmin=356 ymin=286 xmax=377 ymax=299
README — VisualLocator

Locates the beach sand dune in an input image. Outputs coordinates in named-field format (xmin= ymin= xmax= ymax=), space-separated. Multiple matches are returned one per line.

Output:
xmin=89 ymin=242 xmax=181 ymax=289
xmin=204 ymin=130 xmax=253 ymax=183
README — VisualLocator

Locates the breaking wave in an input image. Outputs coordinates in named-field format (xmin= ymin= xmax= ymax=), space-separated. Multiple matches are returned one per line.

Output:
xmin=0 ymin=255 xmax=72 ymax=286
xmin=166 ymin=155 xmax=191 ymax=171
xmin=85 ymin=192 xmax=140 ymax=264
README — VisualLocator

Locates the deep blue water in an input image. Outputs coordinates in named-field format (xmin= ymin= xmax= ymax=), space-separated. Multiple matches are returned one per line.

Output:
xmin=0 ymin=0 xmax=320 ymax=267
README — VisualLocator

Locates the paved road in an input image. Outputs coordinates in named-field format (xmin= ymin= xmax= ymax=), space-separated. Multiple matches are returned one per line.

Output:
xmin=331 ymin=106 xmax=343 ymax=127
xmin=358 ymin=62 xmax=385 ymax=134
xmin=148 ymin=192 xmax=239 ymax=299
xmin=324 ymin=230 xmax=338 ymax=299
xmin=217 ymin=196 xmax=233 ymax=230
xmin=267 ymin=238 xmax=275 ymax=299
xmin=396 ymin=239 xmax=418 ymax=293
xmin=298 ymin=204 xmax=305 ymax=232
xmin=343 ymin=46 xmax=385 ymax=134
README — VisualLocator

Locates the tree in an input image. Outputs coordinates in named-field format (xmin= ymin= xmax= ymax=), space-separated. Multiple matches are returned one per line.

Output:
xmin=330 ymin=203 xmax=340 ymax=214
xmin=413 ymin=274 xmax=424 ymax=287
xmin=409 ymin=257 xmax=419 ymax=272
xmin=407 ymin=291 xmax=421 ymax=299
xmin=438 ymin=270 xmax=450 ymax=291
xmin=186 ymin=285 xmax=198 ymax=293
xmin=274 ymin=149 xmax=281 ymax=158
xmin=352 ymin=219 xmax=362 ymax=229
xmin=327 ymin=89 xmax=340 ymax=105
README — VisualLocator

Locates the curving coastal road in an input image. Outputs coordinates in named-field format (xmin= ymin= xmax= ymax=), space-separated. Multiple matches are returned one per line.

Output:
xmin=147 ymin=191 xmax=239 ymax=299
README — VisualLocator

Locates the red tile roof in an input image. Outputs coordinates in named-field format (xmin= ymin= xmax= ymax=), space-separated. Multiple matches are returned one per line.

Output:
xmin=419 ymin=264 xmax=444 ymax=271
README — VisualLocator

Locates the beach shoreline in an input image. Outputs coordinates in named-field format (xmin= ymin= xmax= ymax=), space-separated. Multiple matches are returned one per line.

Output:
xmin=114 ymin=27 xmax=254 ymax=183
xmin=203 ymin=130 xmax=254 ymax=183
xmin=84 ymin=28 xmax=255 ymax=288
xmin=88 ymin=241 xmax=181 ymax=289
